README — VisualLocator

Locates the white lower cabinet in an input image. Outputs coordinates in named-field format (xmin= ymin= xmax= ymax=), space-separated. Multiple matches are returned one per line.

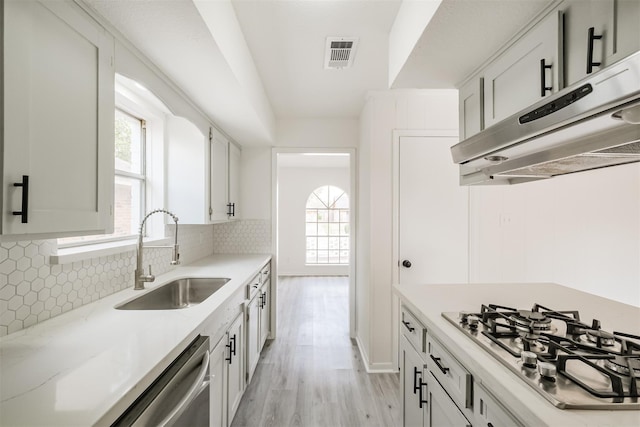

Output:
xmin=226 ymin=313 xmax=244 ymax=425
xmin=259 ymin=277 xmax=270 ymax=349
xmin=246 ymin=289 xmax=261 ymax=382
xmin=209 ymin=335 xmax=228 ymax=427
xmin=246 ymin=263 xmax=271 ymax=383
xmin=426 ymin=375 xmax=472 ymax=427
xmin=473 ymin=383 xmax=519 ymax=427
xmin=400 ymin=335 xmax=427 ymax=427
xmin=399 ymin=305 xmax=522 ymax=427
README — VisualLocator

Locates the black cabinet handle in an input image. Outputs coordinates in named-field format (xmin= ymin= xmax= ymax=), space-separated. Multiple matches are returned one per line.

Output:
xmin=488 ymin=423 xmax=494 ymax=427
xmin=413 ymin=367 xmax=421 ymax=394
xmin=539 ymin=59 xmax=552 ymax=97
xmin=227 ymin=202 xmax=236 ymax=217
xmin=587 ymin=27 xmax=603 ymax=74
xmin=430 ymin=354 xmax=450 ymax=374
xmin=226 ymin=334 xmax=236 ymax=363
xmin=418 ymin=378 xmax=428 ymax=408
xmin=402 ymin=320 xmax=415 ymax=332
xmin=12 ymin=175 xmax=29 ymax=223
xmin=261 ymin=291 xmax=267 ymax=309
xmin=402 ymin=260 xmax=412 ymax=268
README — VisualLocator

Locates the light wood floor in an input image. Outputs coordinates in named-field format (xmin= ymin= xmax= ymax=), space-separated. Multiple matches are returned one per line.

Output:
xmin=231 ymin=276 xmax=401 ymax=427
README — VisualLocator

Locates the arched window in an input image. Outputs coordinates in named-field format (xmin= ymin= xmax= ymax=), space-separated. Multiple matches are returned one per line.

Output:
xmin=305 ymin=185 xmax=349 ymax=264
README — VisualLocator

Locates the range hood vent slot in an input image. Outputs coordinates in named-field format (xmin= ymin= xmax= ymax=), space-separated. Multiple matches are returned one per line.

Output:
xmin=324 ymin=37 xmax=358 ymax=69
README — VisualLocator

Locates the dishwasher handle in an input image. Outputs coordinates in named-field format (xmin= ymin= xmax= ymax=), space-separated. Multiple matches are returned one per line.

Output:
xmin=158 ymin=350 xmax=210 ymax=427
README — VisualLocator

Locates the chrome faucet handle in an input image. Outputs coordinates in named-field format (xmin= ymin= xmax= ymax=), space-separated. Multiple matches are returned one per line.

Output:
xmin=171 ymin=245 xmax=180 ymax=265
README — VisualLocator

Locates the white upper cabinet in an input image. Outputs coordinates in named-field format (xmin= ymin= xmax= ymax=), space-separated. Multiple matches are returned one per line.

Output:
xmin=167 ymin=123 xmax=240 ymax=224
xmin=458 ymin=77 xmax=484 ymax=140
xmin=2 ymin=0 xmax=114 ymax=238
xmin=228 ymin=141 xmax=240 ymax=220
xmin=483 ymin=11 xmax=563 ymax=128
xmin=210 ymin=129 xmax=229 ymax=222
xmin=167 ymin=116 xmax=208 ymax=224
xmin=209 ymin=128 xmax=241 ymax=222
xmin=562 ymin=0 xmax=640 ymax=86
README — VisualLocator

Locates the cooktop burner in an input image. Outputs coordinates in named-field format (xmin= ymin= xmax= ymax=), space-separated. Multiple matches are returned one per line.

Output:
xmin=442 ymin=303 xmax=640 ymax=409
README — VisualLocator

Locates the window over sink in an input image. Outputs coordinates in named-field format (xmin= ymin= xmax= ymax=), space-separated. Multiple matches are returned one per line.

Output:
xmin=58 ymin=74 xmax=168 ymax=248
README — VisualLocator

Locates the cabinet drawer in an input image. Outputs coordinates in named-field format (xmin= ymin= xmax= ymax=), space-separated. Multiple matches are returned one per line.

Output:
xmin=428 ymin=372 xmax=472 ymax=427
xmin=474 ymin=383 xmax=521 ymax=427
xmin=427 ymin=335 xmax=472 ymax=410
xmin=246 ymin=274 xmax=261 ymax=300
xmin=260 ymin=263 xmax=271 ymax=284
xmin=401 ymin=306 xmax=426 ymax=354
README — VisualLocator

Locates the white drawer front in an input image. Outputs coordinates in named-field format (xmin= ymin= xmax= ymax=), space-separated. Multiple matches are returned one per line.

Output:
xmin=401 ymin=306 xmax=426 ymax=354
xmin=427 ymin=335 xmax=472 ymax=410
xmin=474 ymin=383 xmax=521 ymax=427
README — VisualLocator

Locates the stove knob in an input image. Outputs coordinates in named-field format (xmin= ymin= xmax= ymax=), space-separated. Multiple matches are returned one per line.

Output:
xmin=521 ymin=351 xmax=537 ymax=368
xmin=459 ymin=311 xmax=470 ymax=322
xmin=537 ymin=361 xmax=557 ymax=380
xmin=467 ymin=315 xmax=480 ymax=328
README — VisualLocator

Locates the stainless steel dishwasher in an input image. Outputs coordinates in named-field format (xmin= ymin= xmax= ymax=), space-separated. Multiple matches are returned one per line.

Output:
xmin=112 ymin=335 xmax=210 ymax=427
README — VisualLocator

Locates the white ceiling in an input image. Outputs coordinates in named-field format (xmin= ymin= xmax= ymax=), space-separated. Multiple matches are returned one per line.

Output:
xmin=81 ymin=0 xmax=554 ymax=146
xmin=391 ymin=0 xmax=554 ymax=88
xmin=231 ymin=0 xmax=402 ymax=119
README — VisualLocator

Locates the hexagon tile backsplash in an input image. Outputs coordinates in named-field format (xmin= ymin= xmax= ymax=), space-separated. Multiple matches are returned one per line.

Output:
xmin=0 ymin=224 xmax=214 ymax=337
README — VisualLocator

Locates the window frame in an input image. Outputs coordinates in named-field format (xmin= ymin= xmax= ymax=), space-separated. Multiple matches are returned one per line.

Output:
xmin=305 ymin=185 xmax=350 ymax=265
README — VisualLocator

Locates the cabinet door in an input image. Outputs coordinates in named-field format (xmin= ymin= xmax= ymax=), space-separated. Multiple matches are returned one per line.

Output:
xmin=474 ymin=383 xmax=521 ymax=427
xmin=167 ymin=116 xmax=208 ymax=224
xmin=458 ymin=77 xmax=484 ymax=140
xmin=259 ymin=278 xmax=270 ymax=350
xmin=210 ymin=335 xmax=228 ymax=427
xmin=226 ymin=313 xmax=244 ymax=425
xmin=210 ymin=131 xmax=229 ymax=222
xmin=611 ymin=0 xmax=640 ymax=66
xmin=3 ymin=0 xmax=114 ymax=237
xmin=427 ymin=374 xmax=472 ymax=427
xmin=562 ymin=0 xmax=614 ymax=86
xmin=246 ymin=295 xmax=260 ymax=383
xmin=400 ymin=335 xmax=426 ymax=427
xmin=228 ymin=142 xmax=241 ymax=219
xmin=484 ymin=11 xmax=563 ymax=128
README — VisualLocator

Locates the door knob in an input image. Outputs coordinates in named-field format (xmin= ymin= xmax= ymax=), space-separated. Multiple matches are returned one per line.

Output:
xmin=402 ymin=260 xmax=412 ymax=268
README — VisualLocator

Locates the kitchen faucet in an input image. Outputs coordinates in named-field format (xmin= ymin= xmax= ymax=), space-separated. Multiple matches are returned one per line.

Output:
xmin=135 ymin=209 xmax=180 ymax=290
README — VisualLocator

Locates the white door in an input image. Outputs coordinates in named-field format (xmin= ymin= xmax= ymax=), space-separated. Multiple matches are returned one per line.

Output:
xmin=397 ymin=135 xmax=469 ymax=285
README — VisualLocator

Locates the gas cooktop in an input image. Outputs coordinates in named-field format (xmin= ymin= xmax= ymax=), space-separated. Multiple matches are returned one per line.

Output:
xmin=442 ymin=303 xmax=640 ymax=409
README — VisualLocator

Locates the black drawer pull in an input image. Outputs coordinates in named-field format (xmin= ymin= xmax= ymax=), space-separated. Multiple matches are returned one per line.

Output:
xmin=12 ymin=175 xmax=29 ymax=223
xmin=402 ymin=320 xmax=415 ymax=332
xmin=539 ymin=59 xmax=552 ymax=97
xmin=587 ymin=27 xmax=602 ymax=74
xmin=430 ymin=354 xmax=450 ymax=374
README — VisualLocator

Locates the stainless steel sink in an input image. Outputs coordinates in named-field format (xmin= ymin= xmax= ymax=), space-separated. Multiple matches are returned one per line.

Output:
xmin=115 ymin=277 xmax=230 ymax=310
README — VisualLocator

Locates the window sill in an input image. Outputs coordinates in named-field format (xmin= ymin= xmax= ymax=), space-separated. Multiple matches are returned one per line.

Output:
xmin=50 ymin=237 xmax=171 ymax=265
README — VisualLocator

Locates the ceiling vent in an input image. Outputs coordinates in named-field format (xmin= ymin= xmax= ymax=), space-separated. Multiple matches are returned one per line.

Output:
xmin=324 ymin=37 xmax=358 ymax=69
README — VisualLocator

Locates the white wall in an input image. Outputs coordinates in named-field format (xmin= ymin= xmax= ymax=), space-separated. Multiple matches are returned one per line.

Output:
xmin=470 ymin=162 xmax=640 ymax=308
xmin=276 ymin=118 xmax=359 ymax=148
xmin=358 ymin=89 xmax=459 ymax=371
xmin=239 ymin=118 xmax=359 ymax=221
xmin=278 ymin=166 xmax=350 ymax=276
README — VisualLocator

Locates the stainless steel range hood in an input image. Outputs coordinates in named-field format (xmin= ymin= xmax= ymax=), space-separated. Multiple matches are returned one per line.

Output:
xmin=451 ymin=51 xmax=640 ymax=185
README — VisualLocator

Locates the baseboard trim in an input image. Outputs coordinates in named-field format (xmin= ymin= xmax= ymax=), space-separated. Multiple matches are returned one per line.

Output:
xmin=355 ymin=335 xmax=396 ymax=373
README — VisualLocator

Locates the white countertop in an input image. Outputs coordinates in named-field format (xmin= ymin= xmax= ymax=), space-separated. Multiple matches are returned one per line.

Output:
xmin=0 ymin=254 xmax=271 ymax=427
xmin=394 ymin=282 xmax=640 ymax=427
